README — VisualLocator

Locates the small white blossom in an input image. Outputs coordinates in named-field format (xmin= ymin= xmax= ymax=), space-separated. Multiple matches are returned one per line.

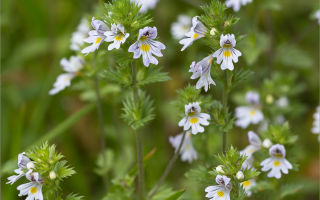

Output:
xmin=315 ymin=10 xmax=320 ymax=24
xmin=70 ymin=18 xmax=90 ymax=51
xmin=17 ymin=172 xmax=43 ymax=200
xmin=236 ymin=171 xmax=244 ymax=180
xmin=104 ymin=23 xmax=129 ymax=50
xmin=171 ymin=15 xmax=192 ymax=40
xmin=213 ymin=34 xmax=241 ymax=71
xmin=262 ymin=139 xmax=272 ymax=148
xmin=49 ymin=171 xmax=56 ymax=180
xmin=240 ymin=131 xmax=262 ymax=159
xmin=241 ymin=179 xmax=256 ymax=197
xmin=27 ymin=162 xmax=35 ymax=170
xmin=49 ymin=56 xmax=84 ymax=95
xmin=210 ymin=27 xmax=217 ymax=36
xmin=225 ymin=0 xmax=253 ymax=12
xmin=261 ymin=144 xmax=293 ymax=179
xmin=235 ymin=91 xmax=264 ymax=129
xmin=276 ymin=96 xmax=289 ymax=108
xmin=311 ymin=106 xmax=320 ymax=141
xmin=81 ymin=17 xmax=109 ymax=55
xmin=7 ymin=152 xmax=31 ymax=185
xmin=205 ymin=175 xmax=231 ymax=200
xmin=179 ymin=16 xmax=207 ymax=51
xmin=216 ymin=165 xmax=225 ymax=174
xmin=178 ymin=102 xmax=210 ymax=135
xmin=189 ymin=55 xmax=216 ymax=92
xmin=131 ymin=0 xmax=159 ymax=12
xmin=169 ymin=132 xmax=198 ymax=163
xmin=128 ymin=27 xmax=165 ymax=67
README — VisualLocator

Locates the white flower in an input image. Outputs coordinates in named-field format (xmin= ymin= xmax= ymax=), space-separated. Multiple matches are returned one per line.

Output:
xmin=189 ymin=55 xmax=216 ymax=92
xmin=178 ymin=102 xmax=210 ymax=135
xmin=240 ymin=131 xmax=262 ymax=159
xmin=179 ymin=16 xmax=207 ymax=51
xmin=205 ymin=175 xmax=231 ymax=200
xmin=311 ymin=106 xmax=320 ymax=141
xmin=261 ymin=144 xmax=293 ymax=179
xmin=235 ymin=91 xmax=264 ymax=129
xmin=81 ymin=17 xmax=109 ymax=55
xmin=169 ymin=132 xmax=198 ymax=163
xmin=276 ymin=96 xmax=289 ymax=108
xmin=104 ymin=23 xmax=129 ymax=50
xmin=27 ymin=162 xmax=35 ymax=170
xmin=262 ymin=139 xmax=272 ymax=148
xmin=128 ymin=26 xmax=165 ymax=67
xmin=7 ymin=169 xmax=26 ymax=185
xmin=225 ymin=0 xmax=253 ymax=12
xmin=216 ymin=165 xmax=225 ymax=174
xmin=315 ymin=10 xmax=320 ymax=25
xmin=7 ymin=152 xmax=31 ymax=185
xmin=236 ymin=171 xmax=244 ymax=180
xmin=70 ymin=18 xmax=90 ymax=51
xmin=212 ymin=34 xmax=241 ymax=71
xmin=171 ymin=15 xmax=192 ymax=40
xmin=49 ymin=56 xmax=84 ymax=95
xmin=17 ymin=172 xmax=43 ymax=200
xmin=131 ymin=0 xmax=159 ymax=12
xmin=241 ymin=179 xmax=256 ymax=197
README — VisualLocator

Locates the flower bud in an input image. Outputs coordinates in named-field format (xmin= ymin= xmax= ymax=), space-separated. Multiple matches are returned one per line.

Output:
xmin=263 ymin=139 xmax=272 ymax=148
xmin=266 ymin=95 xmax=274 ymax=104
xmin=216 ymin=165 xmax=225 ymax=174
xmin=210 ymin=28 xmax=217 ymax=36
xmin=49 ymin=171 xmax=57 ymax=180
xmin=236 ymin=171 xmax=244 ymax=180
xmin=27 ymin=162 xmax=35 ymax=170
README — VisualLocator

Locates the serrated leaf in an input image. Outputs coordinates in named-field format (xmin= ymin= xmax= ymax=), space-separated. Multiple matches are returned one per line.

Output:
xmin=137 ymin=67 xmax=170 ymax=86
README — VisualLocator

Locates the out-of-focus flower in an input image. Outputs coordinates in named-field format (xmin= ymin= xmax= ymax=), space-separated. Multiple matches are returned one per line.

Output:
xmin=17 ymin=172 xmax=43 ymax=200
xmin=70 ymin=18 xmax=90 ymax=51
xmin=49 ymin=56 xmax=84 ymax=95
xmin=235 ymin=91 xmax=264 ymax=129
xmin=189 ymin=55 xmax=216 ymax=92
xmin=262 ymin=139 xmax=272 ymax=148
xmin=276 ymin=96 xmax=289 ymax=108
xmin=311 ymin=106 xmax=320 ymax=141
xmin=171 ymin=15 xmax=192 ymax=40
xmin=205 ymin=175 xmax=231 ymax=200
xmin=131 ymin=0 xmax=159 ymax=12
xmin=225 ymin=0 xmax=252 ymax=12
xmin=261 ymin=144 xmax=292 ymax=179
xmin=81 ymin=17 xmax=109 ymax=55
xmin=104 ymin=23 xmax=129 ymax=50
xmin=240 ymin=131 xmax=261 ymax=160
xmin=241 ymin=179 xmax=256 ymax=196
xmin=212 ymin=34 xmax=241 ymax=71
xmin=169 ymin=132 xmax=198 ymax=163
xmin=178 ymin=102 xmax=210 ymax=135
xmin=315 ymin=10 xmax=320 ymax=24
xmin=7 ymin=153 xmax=31 ymax=185
xmin=128 ymin=27 xmax=165 ymax=67
xmin=179 ymin=16 xmax=207 ymax=51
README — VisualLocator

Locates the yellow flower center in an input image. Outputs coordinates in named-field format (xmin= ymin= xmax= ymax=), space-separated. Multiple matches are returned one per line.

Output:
xmin=209 ymin=58 xmax=213 ymax=64
xmin=223 ymin=50 xmax=231 ymax=57
xmin=185 ymin=144 xmax=191 ymax=150
xmin=249 ymin=109 xmax=256 ymax=116
xmin=242 ymin=180 xmax=251 ymax=187
xmin=193 ymin=33 xmax=199 ymax=39
xmin=95 ymin=37 xmax=102 ymax=44
xmin=273 ymin=161 xmax=281 ymax=166
xmin=30 ymin=187 xmax=37 ymax=194
xmin=114 ymin=34 xmax=123 ymax=41
xmin=189 ymin=117 xmax=198 ymax=124
xmin=217 ymin=190 xmax=225 ymax=197
xmin=140 ymin=44 xmax=150 ymax=52
xmin=249 ymin=148 xmax=254 ymax=153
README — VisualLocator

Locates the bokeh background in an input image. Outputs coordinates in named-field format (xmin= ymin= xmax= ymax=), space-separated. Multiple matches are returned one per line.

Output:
xmin=1 ymin=0 xmax=319 ymax=199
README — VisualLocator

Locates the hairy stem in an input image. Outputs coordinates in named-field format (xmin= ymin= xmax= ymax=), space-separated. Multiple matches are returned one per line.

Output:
xmin=149 ymin=131 xmax=187 ymax=198
xmin=131 ymin=62 xmax=145 ymax=200
xmin=222 ymin=71 xmax=229 ymax=154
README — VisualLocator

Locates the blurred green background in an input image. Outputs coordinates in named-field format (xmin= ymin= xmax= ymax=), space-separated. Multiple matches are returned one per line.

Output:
xmin=1 ymin=0 xmax=319 ymax=199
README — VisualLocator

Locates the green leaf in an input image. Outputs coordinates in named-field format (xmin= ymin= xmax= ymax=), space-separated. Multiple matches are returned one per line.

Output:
xmin=137 ymin=67 xmax=171 ymax=86
xmin=165 ymin=189 xmax=185 ymax=200
xmin=280 ymin=183 xmax=304 ymax=199
xmin=65 ymin=193 xmax=84 ymax=200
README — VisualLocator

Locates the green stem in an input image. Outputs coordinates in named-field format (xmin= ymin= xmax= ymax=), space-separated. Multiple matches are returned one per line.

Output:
xmin=131 ymin=62 xmax=145 ymax=200
xmin=149 ymin=132 xmax=187 ymax=198
xmin=222 ymin=71 xmax=230 ymax=154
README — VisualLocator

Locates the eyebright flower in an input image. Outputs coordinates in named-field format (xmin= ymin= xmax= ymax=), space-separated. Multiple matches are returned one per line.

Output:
xmin=104 ymin=23 xmax=129 ymax=50
xmin=205 ymin=175 xmax=232 ymax=200
xmin=7 ymin=152 xmax=31 ymax=185
xmin=189 ymin=55 xmax=216 ymax=92
xmin=315 ymin=10 xmax=320 ymax=25
xmin=179 ymin=16 xmax=207 ymax=51
xmin=276 ymin=96 xmax=289 ymax=108
xmin=240 ymin=131 xmax=262 ymax=160
xmin=70 ymin=18 xmax=90 ymax=51
xmin=17 ymin=172 xmax=43 ymax=200
xmin=178 ymin=102 xmax=210 ymax=135
xmin=169 ymin=132 xmax=198 ymax=163
xmin=235 ymin=91 xmax=264 ymax=129
xmin=128 ymin=27 xmax=165 ymax=67
xmin=241 ymin=179 xmax=256 ymax=197
xmin=49 ymin=56 xmax=85 ymax=95
xmin=171 ymin=15 xmax=192 ymax=40
xmin=212 ymin=34 xmax=241 ymax=71
xmin=216 ymin=165 xmax=225 ymax=174
xmin=225 ymin=0 xmax=252 ymax=12
xmin=81 ymin=17 xmax=109 ymax=55
xmin=261 ymin=144 xmax=293 ymax=179
xmin=131 ymin=0 xmax=159 ymax=12
xmin=311 ymin=106 xmax=320 ymax=141
xmin=262 ymin=138 xmax=272 ymax=148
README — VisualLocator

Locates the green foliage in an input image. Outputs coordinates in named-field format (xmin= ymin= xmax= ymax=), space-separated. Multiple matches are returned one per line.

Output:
xmin=279 ymin=183 xmax=304 ymax=199
xmin=151 ymin=187 xmax=185 ymax=200
xmin=65 ymin=193 xmax=84 ymax=200
xmin=121 ymin=89 xmax=155 ymax=130
xmin=137 ymin=67 xmax=171 ymax=86
xmin=210 ymin=100 xmax=234 ymax=133
xmin=261 ymin=123 xmax=298 ymax=145
xmin=229 ymin=68 xmax=254 ymax=89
